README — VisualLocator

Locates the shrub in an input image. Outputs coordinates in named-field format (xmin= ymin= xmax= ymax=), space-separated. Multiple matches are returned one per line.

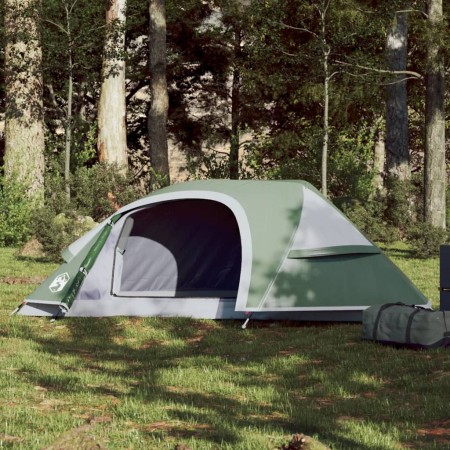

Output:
xmin=384 ymin=177 xmax=421 ymax=234
xmin=31 ymin=163 xmax=142 ymax=260
xmin=406 ymin=222 xmax=448 ymax=258
xmin=71 ymin=163 xmax=142 ymax=221
xmin=32 ymin=209 xmax=98 ymax=261
xmin=0 ymin=178 xmax=33 ymax=247
xmin=337 ymin=197 xmax=399 ymax=244
xmin=329 ymin=123 xmax=376 ymax=200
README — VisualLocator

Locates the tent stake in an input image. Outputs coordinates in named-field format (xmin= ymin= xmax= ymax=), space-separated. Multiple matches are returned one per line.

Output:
xmin=242 ymin=312 xmax=252 ymax=329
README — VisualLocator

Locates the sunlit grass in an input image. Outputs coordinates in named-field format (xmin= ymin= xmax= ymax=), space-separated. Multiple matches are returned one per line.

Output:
xmin=379 ymin=241 xmax=440 ymax=308
xmin=0 ymin=245 xmax=449 ymax=449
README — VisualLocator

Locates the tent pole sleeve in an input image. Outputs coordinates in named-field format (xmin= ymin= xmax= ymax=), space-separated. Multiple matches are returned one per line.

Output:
xmin=60 ymin=214 xmax=122 ymax=312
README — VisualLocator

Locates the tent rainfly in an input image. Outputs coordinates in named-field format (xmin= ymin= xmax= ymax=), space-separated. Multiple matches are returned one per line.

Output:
xmin=14 ymin=180 xmax=430 ymax=321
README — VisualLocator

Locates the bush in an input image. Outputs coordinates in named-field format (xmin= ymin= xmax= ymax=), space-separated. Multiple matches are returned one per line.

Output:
xmin=384 ymin=177 xmax=421 ymax=234
xmin=31 ymin=163 xmax=142 ymax=260
xmin=337 ymin=176 xmax=429 ymax=245
xmin=32 ymin=209 xmax=97 ymax=261
xmin=71 ymin=163 xmax=142 ymax=221
xmin=329 ymin=123 xmax=377 ymax=200
xmin=0 ymin=178 xmax=33 ymax=247
xmin=337 ymin=197 xmax=399 ymax=244
xmin=407 ymin=223 xmax=448 ymax=258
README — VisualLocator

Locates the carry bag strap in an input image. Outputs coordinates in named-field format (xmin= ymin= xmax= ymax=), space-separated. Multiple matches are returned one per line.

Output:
xmin=443 ymin=312 xmax=450 ymax=338
xmin=405 ymin=309 xmax=422 ymax=344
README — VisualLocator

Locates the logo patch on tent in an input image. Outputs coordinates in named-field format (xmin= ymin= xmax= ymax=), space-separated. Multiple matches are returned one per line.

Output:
xmin=49 ymin=273 xmax=70 ymax=293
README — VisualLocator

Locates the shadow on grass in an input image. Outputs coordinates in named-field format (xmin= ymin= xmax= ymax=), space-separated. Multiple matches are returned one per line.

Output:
xmin=7 ymin=316 xmax=449 ymax=450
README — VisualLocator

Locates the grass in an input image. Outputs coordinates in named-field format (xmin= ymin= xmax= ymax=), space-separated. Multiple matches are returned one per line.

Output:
xmin=0 ymin=245 xmax=449 ymax=449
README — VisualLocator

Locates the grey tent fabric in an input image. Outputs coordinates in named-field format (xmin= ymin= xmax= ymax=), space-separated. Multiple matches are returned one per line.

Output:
xmin=116 ymin=200 xmax=242 ymax=297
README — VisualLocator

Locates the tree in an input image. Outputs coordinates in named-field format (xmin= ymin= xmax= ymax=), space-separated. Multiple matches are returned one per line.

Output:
xmin=4 ymin=0 xmax=45 ymax=202
xmin=97 ymin=0 xmax=128 ymax=172
xmin=277 ymin=0 xmax=336 ymax=196
xmin=148 ymin=0 xmax=170 ymax=187
xmin=385 ymin=10 xmax=410 ymax=180
xmin=229 ymin=23 xmax=242 ymax=180
xmin=424 ymin=0 xmax=446 ymax=228
xmin=42 ymin=0 xmax=104 ymax=200
xmin=243 ymin=0 xmax=376 ymax=196
xmin=170 ymin=0 xmax=248 ymax=180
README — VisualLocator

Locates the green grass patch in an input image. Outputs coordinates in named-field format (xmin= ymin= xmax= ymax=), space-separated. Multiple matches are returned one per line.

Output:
xmin=0 ymin=244 xmax=449 ymax=449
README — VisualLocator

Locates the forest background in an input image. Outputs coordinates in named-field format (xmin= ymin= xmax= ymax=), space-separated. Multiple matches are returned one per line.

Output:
xmin=0 ymin=0 xmax=448 ymax=259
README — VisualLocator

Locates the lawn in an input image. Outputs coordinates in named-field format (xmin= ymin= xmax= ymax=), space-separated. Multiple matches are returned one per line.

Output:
xmin=0 ymin=245 xmax=449 ymax=449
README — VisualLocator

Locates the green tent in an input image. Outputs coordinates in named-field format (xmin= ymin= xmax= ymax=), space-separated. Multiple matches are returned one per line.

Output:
xmin=15 ymin=180 xmax=429 ymax=321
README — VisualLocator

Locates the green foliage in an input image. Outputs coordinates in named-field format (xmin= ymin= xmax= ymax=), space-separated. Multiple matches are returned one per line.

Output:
xmin=32 ymin=209 xmax=96 ymax=261
xmin=242 ymin=128 xmax=322 ymax=184
xmin=185 ymin=150 xmax=231 ymax=180
xmin=406 ymin=223 xmax=449 ymax=258
xmin=337 ymin=177 xmax=423 ymax=244
xmin=329 ymin=124 xmax=376 ymax=199
xmin=70 ymin=163 xmax=141 ymax=221
xmin=72 ymin=120 xmax=98 ymax=168
xmin=383 ymin=177 xmax=422 ymax=234
xmin=0 ymin=177 xmax=32 ymax=247
xmin=338 ymin=177 xmax=449 ymax=257
xmin=337 ymin=197 xmax=399 ymax=244
xmin=31 ymin=163 xmax=141 ymax=260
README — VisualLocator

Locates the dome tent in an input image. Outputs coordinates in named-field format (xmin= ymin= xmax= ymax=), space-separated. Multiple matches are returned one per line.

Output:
xmin=15 ymin=180 xmax=429 ymax=321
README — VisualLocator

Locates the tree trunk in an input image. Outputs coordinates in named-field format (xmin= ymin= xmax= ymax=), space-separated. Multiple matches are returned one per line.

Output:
xmin=97 ymin=0 xmax=128 ymax=172
xmin=229 ymin=28 xmax=241 ymax=180
xmin=64 ymin=3 xmax=73 ymax=201
xmin=148 ymin=0 xmax=170 ymax=187
xmin=65 ymin=61 xmax=73 ymax=201
xmin=4 ymin=0 xmax=45 ymax=203
xmin=385 ymin=11 xmax=410 ymax=180
xmin=372 ymin=128 xmax=386 ymax=195
xmin=318 ymin=1 xmax=330 ymax=198
xmin=424 ymin=0 xmax=446 ymax=228
xmin=322 ymin=46 xmax=330 ymax=197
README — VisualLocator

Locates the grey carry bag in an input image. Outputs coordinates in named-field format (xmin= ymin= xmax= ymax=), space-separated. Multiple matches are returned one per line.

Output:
xmin=363 ymin=303 xmax=450 ymax=349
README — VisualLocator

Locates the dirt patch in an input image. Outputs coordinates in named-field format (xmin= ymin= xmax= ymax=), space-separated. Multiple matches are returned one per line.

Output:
xmin=0 ymin=276 xmax=46 ymax=285
xmin=185 ymin=321 xmax=218 ymax=346
xmin=33 ymin=398 xmax=68 ymax=411
xmin=42 ymin=416 xmax=111 ymax=450
xmin=417 ymin=419 xmax=450 ymax=445
xmin=0 ymin=434 xmax=23 ymax=443
xmin=140 ymin=420 xmax=213 ymax=439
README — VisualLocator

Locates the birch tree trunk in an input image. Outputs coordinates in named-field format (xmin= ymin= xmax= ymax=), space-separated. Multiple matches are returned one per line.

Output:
xmin=322 ymin=46 xmax=330 ymax=197
xmin=4 ymin=0 xmax=45 ymax=203
xmin=317 ymin=0 xmax=331 ymax=197
xmin=424 ymin=0 xmax=446 ymax=228
xmin=64 ymin=3 xmax=74 ymax=201
xmin=229 ymin=28 xmax=241 ymax=180
xmin=372 ymin=129 xmax=386 ymax=195
xmin=97 ymin=0 xmax=128 ymax=172
xmin=385 ymin=11 xmax=410 ymax=180
xmin=148 ymin=0 xmax=170 ymax=187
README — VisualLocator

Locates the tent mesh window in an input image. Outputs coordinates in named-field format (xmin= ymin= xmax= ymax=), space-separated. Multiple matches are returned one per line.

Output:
xmin=116 ymin=199 xmax=242 ymax=298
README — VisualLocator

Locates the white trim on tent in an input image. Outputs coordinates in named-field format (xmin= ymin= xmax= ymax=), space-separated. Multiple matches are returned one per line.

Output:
xmin=74 ymin=191 xmax=253 ymax=313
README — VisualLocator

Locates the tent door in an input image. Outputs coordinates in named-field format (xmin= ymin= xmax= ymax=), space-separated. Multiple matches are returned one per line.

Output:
xmin=111 ymin=199 xmax=242 ymax=299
